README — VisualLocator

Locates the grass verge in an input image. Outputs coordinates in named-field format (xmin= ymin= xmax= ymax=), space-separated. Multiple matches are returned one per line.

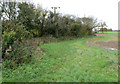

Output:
xmin=2 ymin=36 xmax=118 ymax=82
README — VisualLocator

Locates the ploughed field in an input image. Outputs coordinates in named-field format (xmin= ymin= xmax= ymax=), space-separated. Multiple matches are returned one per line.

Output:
xmin=2 ymin=32 xmax=118 ymax=82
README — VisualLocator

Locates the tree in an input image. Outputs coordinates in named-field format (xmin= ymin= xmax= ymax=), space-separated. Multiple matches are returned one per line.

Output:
xmin=44 ymin=11 xmax=56 ymax=36
xmin=57 ymin=15 xmax=74 ymax=36
xmin=39 ymin=10 xmax=47 ymax=36
xmin=99 ymin=21 xmax=107 ymax=33
xmin=107 ymin=28 xmax=112 ymax=31
xmin=80 ymin=17 xmax=98 ymax=35
xmin=71 ymin=23 xmax=82 ymax=36
xmin=1 ymin=1 xmax=18 ymax=21
xmin=33 ymin=5 xmax=43 ymax=37
xmin=17 ymin=2 xmax=36 ymax=31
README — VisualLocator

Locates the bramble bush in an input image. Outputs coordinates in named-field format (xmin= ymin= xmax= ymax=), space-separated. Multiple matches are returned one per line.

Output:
xmin=2 ymin=31 xmax=16 ymax=55
xmin=2 ymin=20 xmax=31 ymax=53
xmin=2 ymin=21 xmax=33 ymax=69
xmin=3 ymin=40 xmax=33 ymax=69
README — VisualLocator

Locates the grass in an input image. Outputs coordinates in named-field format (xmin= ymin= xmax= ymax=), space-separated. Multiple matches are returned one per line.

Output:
xmin=2 ymin=35 xmax=118 ymax=82
xmin=96 ymin=33 xmax=118 ymax=42
xmin=0 ymin=64 xmax=2 ymax=83
xmin=97 ymin=31 xmax=119 ymax=34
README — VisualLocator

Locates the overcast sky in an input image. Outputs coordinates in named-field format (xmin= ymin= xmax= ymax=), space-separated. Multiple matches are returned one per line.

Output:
xmin=32 ymin=0 xmax=119 ymax=30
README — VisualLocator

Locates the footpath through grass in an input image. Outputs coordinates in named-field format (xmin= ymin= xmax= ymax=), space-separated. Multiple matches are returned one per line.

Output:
xmin=2 ymin=36 xmax=118 ymax=82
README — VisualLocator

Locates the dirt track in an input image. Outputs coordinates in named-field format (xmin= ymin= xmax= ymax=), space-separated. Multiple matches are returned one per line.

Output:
xmin=86 ymin=33 xmax=119 ymax=50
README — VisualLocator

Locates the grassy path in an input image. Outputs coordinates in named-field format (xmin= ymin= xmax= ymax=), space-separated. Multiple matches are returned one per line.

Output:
xmin=2 ymin=36 xmax=118 ymax=82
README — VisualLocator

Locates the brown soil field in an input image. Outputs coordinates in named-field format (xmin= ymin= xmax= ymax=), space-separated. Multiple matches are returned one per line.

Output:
xmin=86 ymin=33 xmax=119 ymax=50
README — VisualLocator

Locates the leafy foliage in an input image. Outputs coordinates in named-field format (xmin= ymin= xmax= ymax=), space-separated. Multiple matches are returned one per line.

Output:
xmin=2 ymin=31 xmax=16 ymax=54
xmin=2 ymin=21 xmax=32 ymax=69
xmin=17 ymin=2 xmax=35 ymax=31
xmin=2 ymin=20 xmax=30 ymax=54
xmin=3 ymin=40 xmax=33 ymax=69
xmin=71 ymin=23 xmax=82 ymax=36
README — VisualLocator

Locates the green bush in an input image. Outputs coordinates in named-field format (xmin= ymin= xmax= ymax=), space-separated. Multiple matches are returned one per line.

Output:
xmin=3 ymin=40 xmax=33 ymax=69
xmin=2 ymin=20 xmax=31 ymax=55
xmin=71 ymin=23 xmax=81 ymax=36
xmin=2 ymin=31 xmax=16 ymax=54
xmin=2 ymin=20 xmax=33 ymax=69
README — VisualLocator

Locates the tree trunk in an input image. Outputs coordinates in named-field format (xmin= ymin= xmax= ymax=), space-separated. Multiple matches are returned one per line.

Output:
xmin=56 ymin=28 xmax=58 ymax=38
